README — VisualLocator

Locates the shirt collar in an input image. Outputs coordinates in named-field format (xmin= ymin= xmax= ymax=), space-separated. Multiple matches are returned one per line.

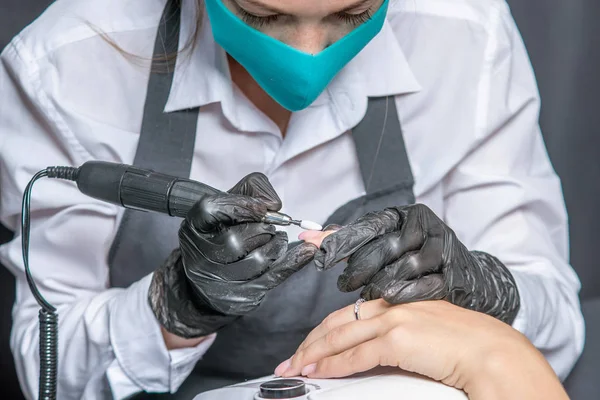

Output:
xmin=165 ymin=2 xmax=421 ymax=114
xmin=350 ymin=19 xmax=422 ymax=98
xmin=164 ymin=0 xmax=232 ymax=114
xmin=321 ymin=19 xmax=422 ymax=135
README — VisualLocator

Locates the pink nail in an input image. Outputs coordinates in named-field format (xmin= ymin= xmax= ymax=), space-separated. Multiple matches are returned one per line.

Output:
xmin=298 ymin=231 xmax=308 ymax=241
xmin=301 ymin=363 xmax=317 ymax=376
xmin=275 ymin=358 xmax=291 ymax=376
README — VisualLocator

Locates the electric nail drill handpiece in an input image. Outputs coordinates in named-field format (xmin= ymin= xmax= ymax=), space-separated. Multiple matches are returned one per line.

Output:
xmin=73 ymin=161 xmax=323 ymax=230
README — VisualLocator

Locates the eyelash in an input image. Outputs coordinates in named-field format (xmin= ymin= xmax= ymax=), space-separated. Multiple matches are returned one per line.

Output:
xmin=335 ymin=10 xmax=373 ymax=26
xmin=237 ymin=8 xmax=373 ymax=28
xmin=238 ymin=8 xmax=280 ymax=28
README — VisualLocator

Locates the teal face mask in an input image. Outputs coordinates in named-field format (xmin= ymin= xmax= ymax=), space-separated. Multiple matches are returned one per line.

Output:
xmin=205 ymin=0 xmax=390 ymax=112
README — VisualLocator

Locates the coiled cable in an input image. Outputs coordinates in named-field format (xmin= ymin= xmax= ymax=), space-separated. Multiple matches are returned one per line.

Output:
xmin=38 ymin=310 xmax=58 ymax=399
xmin=21 ymin=167 xmax=79 ymax=400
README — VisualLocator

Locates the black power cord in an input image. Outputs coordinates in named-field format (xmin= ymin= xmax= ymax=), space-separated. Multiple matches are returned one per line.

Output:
xmin=22 ymin=166 xmax=79 ymax=400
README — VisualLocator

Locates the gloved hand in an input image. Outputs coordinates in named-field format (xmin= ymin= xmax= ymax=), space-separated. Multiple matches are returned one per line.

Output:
xmin=149 ymin=173 xmax=317 ymax=338
xmin=314 ymin=204 xmax=520 ymax=324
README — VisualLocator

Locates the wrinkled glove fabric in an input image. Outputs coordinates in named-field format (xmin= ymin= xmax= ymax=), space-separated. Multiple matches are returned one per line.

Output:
xmin=315 ymin=204 xmax=520 ymax=325
xmin=149 ymin=173 xmax=317 ymax=338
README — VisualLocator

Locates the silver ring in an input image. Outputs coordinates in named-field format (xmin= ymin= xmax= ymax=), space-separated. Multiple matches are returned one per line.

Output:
xmin=354 ymin=298 xmax=366 ymax=321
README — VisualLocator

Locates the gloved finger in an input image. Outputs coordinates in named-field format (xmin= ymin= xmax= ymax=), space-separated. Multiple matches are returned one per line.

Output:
xmin=193 ymin=232 xmax=288 ymax=316
xmin=337 ymin=231 xmax=424 ymax=293
xmin=384 ymin=275 xmax=447 ymax=304
xmin=235 ymin=230 xmax=289 ymax=276
xmin=227 ymin=172 xmax=282 ymax=211
xmin=189 ymin=192 xmax=269 ymax=233
xmin=323 ymin=224 xmax=343 ymax=231
xmin=363 ymin=274 xmax=447 ymax=304
xmin=394 ymin=236 xmax=445 ymax=279
xmin=188 ymin=231 xmax=289 ymax=282
xmin=254 ymin=242 xmax=318 ymax=290
xmin=315 ymin=209 xmax=401 ymax=271
xmin=198 ymin=223 xmax=276 ymax=264
xmin=360 ymin=267 xmax=393 ymax=300
xmin=355 ymin=236 xmax=444 ymax=291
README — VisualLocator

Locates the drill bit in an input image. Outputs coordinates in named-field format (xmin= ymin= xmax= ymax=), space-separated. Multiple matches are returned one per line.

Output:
xmin=263 ymin=211 xmax=323 ymax=231
xmin=294 ymin=220 xmax=323 ymax=231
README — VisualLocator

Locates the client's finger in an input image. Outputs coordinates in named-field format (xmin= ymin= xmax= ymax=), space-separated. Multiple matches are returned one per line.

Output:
xmin=275 ymin=300 xmax=390 ymax=376
xmin=296 ymin=299 xmax=391 ymax=354
xmin=303 ymin=338 xmax=386 ymax=379
xmin=299 ymin=230 xmax=335 ymax=248
xmin=282 ymin=317 xmax=385 ymax=377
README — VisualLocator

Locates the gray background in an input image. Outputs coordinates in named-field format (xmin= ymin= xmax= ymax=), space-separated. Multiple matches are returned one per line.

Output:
xmin=1 ymin=0 xmax=598 ymax=398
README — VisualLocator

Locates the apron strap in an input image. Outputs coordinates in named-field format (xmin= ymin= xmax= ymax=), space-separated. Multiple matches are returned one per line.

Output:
xmin=108 ymin=0 xmax=200 ymax=287
xmin=323 ymin=97 xmax=415 ymax=227
xmin=352 ymin=96 xmax=415 ymax=199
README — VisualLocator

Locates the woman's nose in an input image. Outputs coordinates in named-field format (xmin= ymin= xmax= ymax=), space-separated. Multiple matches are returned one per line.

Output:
xmin=285 ymin=24 xmax=330 ymax=54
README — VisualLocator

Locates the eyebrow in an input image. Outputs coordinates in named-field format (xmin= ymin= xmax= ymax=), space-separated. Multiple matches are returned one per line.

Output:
xmin=239 ymin=0 xmax=374 ymax=14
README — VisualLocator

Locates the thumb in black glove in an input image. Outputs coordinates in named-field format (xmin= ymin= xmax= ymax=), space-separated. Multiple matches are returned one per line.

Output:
xmin=149 ymin=173 xmax=317 ymax=338
xmin=315 ymin=204 xmax=520 ymax=325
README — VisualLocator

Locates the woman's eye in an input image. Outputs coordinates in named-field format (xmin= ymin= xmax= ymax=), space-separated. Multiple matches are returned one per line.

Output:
xmin=335 ymin=9 xmax=373 ymax=26
xmin=237 ymin=7 xmax=280 ymax=28
xmin=234 ymin=5 xmax=373 ymax=29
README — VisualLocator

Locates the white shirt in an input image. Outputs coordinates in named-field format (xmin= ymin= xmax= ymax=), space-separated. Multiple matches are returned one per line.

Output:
xmin=0 ymin=0 xmax=584 ymax=398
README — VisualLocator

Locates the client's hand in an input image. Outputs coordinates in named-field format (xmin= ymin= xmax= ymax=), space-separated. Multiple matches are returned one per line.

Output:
xmin=275 ymin=300 xmax=568 ymax=400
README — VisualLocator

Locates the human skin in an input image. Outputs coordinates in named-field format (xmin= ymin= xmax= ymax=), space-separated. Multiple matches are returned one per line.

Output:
xmin=276 ymin=229 xmax=569 ymax=400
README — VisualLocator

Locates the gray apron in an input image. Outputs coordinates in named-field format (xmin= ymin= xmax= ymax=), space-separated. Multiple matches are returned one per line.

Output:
xmin=115 ymin=1 xmax=415 ymax=398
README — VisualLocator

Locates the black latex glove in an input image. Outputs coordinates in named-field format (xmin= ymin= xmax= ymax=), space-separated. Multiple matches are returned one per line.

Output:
xmin=314 ymin=204 xmax=520 ymax=324
xmin=149 ymin=173 xmax=317 ymax=338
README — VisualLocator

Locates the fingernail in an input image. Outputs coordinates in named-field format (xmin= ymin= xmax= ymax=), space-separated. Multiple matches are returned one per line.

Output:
xmin=301 ymin=363 xmax=317 ymax=376
xmin=275 ymin=358 xmax=291 ymax=376
xmin=298 ymin=231 xmax=308 ymax=241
